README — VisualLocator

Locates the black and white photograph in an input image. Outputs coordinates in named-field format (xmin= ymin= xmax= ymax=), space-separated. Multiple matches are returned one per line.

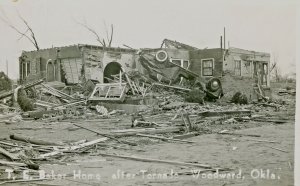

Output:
xmin=0 ymin=0 xmax=298 ymax=185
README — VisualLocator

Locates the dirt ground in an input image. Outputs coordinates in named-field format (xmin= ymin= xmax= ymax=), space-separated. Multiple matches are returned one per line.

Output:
xmin=0 ymin=84 xmax=295 ymax=186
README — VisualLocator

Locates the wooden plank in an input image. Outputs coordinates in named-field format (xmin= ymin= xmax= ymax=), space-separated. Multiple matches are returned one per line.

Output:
xmin=173 ymin=132 xmax=197 ymax=139
xmin=218 ymin=131 xmax=261 ymax=137
xmin=136 ymin=134 xmax=195 ymax=143
xmin=10 ymin=134 xmax=63 ymax=146
xmin=122 ymin=71 xmax=136 ymax=95
xmin=152 ymin=83 xmax=191 ymax=92
xmin=0 ymin=147 xmax=19 ymax=160
xmin=97 ymin=153 xmax=212 ymax=169
xmin=73 ymin=124 xmax=137 ymax=146
xmin=112 ymin=127 xmax=181 ymax=137
xmin=0 ymin=160 xmax=26 ymax=167
xmin=39 ymin=137 xmax=108 ymax=158
xmin=198 ymin=110 xmax=251 ymax=117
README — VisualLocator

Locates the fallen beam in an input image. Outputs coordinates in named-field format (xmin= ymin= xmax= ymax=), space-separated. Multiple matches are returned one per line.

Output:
xmin=0 ymin=147 xmax=19 ymax=160
xmin=218 ymin=132 xmax=261 ymax=137
xmin=112 ymin=127 xmax=181 ymax=137
xmin=39 ymin=137 xmax=108 ymax=158
xmin=97 ymin=152 xmax=212 ymax=169
xmin=0 ymin=160 xmax=27 ymax=167
xmin=73 ymin=124 xmax=137 ymax=146
xmin=10 ymin=134 xmax=63 ymax=146
xmin=173 ymin=132 xmax=198 ymax=139
xmin=251 ymin=118 xmax=288 ymax=124
xmin=0 ymin=79 xmax=44 ymax=100
xmin=136 ymin=134 xmax=195 ymax=143
xmin=152 ymin=83 xmax=191 ymax=92
xmin=198 ymin=110 xmax=251 ymax=117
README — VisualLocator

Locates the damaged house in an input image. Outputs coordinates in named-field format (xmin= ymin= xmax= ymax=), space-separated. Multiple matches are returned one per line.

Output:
xmin=19 ymin=44 xmax=137 ymax=84
xmin=19 ymin=39 xmax=270 ymax=101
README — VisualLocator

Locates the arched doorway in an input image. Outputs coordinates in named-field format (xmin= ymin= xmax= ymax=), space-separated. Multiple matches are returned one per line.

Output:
xmin=47 ymin=60 xmax=55 ymax=82
xmin=103 ymin=62 xmax=122 ymax=83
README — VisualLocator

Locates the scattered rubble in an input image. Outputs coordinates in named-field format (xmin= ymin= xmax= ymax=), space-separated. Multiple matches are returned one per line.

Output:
xmin=0 ymin=57 xmax=295 ymax=185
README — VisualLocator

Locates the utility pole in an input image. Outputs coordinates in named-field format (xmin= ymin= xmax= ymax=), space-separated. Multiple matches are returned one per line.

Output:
xmin=223 ymin=27 xmax=226 ymax=50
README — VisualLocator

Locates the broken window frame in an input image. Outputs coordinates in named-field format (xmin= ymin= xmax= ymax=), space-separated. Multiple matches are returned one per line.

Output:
xmin=201 ymin=58 xmax=214 ymax=76
xmin=170 ymin=58 xmax=190 ymax=69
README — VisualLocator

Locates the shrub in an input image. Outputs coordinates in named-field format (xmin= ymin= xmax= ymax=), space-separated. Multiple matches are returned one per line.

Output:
xmin=17 ymin=88 xmax=34 ymax=111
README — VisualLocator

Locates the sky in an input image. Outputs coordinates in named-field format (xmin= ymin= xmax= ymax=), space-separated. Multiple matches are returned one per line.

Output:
xmin=0 ymin=0 xmax=297 ymax=79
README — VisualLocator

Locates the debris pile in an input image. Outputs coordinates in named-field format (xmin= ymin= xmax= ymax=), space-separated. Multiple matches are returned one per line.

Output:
xmin=0 ymin=57 xmax=294 ymax=185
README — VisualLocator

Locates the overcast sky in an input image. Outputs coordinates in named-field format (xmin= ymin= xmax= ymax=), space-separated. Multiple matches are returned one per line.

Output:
xmin=0 ymin=0 xmax=297 ymax=79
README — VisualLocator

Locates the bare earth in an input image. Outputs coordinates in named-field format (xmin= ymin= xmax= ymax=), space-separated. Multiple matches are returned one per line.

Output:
xmin=0 ymin=89 xmax=295 ymax=186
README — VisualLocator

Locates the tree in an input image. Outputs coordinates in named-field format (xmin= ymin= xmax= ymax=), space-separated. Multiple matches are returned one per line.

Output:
xmin=76 ymin=20 xmax=114 ymax=48
xmin=0 ymin=11 xmax=40 ymax=50
xmin=270 ymin=53 xmax=282 ymax=82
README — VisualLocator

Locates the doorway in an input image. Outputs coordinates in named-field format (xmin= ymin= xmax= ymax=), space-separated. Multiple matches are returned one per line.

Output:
xmin=103 ymin=62 xmax=122 ymax=83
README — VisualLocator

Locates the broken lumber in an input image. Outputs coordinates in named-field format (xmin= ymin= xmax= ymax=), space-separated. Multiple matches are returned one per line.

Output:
xmin=73 ymin=124 xmax=137 ymax=146
xmin=136 ymin=134 xmax=195 ymax=143
xmin=53 ymin=100 xmax=86 ymax=110
xmin=251 ymin=118 xmax=287 ymax=124
xmin=97 ymin=152 xmax=213 ymax=169
xmin=218 ymin=131 xmax=261 ymax=137
xmin=0 ymin=160 xmax=27 ymax=167
xmin=181 ymin=113 xmax=192 ymax=132
xmin=41 ymin=83 xmax=76 ymax=100
xmin=173 ymin=132 xmax=198 ymax=139
xmin=10 ymin=134 xmax=62 ymax=146
xmin=123 ymin=72 xmax=136 ymax=95
xmin=152 ymin=83 xmax=191 ymax=92
xmin=0 ymin=147 xmax=19 ymax=160
xmin=39 ymin=137 xmax=108 ymax=158
xmin=112 ymin=127 xmax=181 ymax=137
xmin=198 ymin=110 xmax=251 ymax=118
xmin=0 ymin=79 xmax=44 ymax=100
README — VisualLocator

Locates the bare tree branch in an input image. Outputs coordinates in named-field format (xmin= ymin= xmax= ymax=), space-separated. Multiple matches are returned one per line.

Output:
xmin=0 ymin=15 xmax=39 ymax=50
xmin=108 ymin=24 xmax=113 ymax=47
xmin=76 ymin=20 xmax=106 ymax=47
xmin=17 ymin=28 xmax=29 ymax=41
xmin=76 ymin=19 xmax=114 ymax=48
xmin=102 ymin=39 xmax=106 ymax=47
xmin=270 ymin=62 xmax=276 ymax=73
xmin=103 ymin=21 xmax=110 ymax=44
xmin=17 ymin=14 xmax=40 ymax=50
xmin=0 ymin=9 xmax=40 ymax=50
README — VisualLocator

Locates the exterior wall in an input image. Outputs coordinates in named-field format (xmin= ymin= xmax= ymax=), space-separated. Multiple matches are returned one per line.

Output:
xmin=224 ymin=47 xmax=271 ymax=87
xmin=20 ymin=45 xmax=137 ymax=84
xmin=165 ymin=48 xmax=190 ymax=61
xmin=20 ymin=45 xmax=81 ymax=84
xmin=141 ymin=48 xmax=190 ymax=61
xmin=19 ymin=44 xmax=270 ymax=88
xmin=189 ymin=48 xmax=223 ymax=78
xmin=82 ymin=46 xmax=136 ymax=83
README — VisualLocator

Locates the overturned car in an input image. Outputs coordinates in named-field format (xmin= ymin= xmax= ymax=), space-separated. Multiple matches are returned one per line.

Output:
xmin=137 ymin=49 xmax=224 ymax=100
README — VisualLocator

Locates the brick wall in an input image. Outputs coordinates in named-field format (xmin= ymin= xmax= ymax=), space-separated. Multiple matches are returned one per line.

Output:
xmin=189 ymin=48 xmax=223 ymax=77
